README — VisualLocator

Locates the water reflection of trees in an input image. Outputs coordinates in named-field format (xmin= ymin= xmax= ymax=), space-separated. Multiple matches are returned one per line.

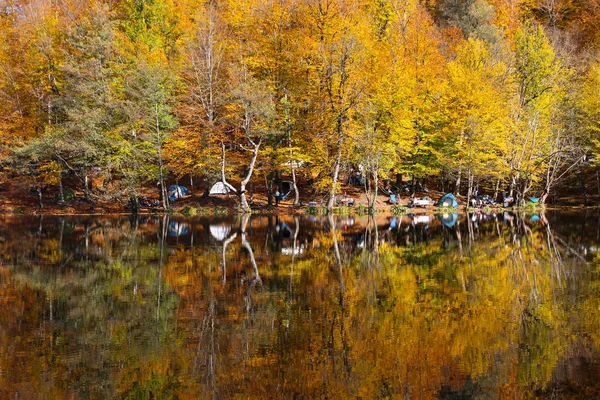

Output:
xmin=0 ymin=216 xmax=180 ymax=398
xmin=1 ymin=212 xmax=600 ymax=398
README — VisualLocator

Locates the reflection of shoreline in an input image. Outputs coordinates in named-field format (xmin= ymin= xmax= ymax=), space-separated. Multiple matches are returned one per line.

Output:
xmin=0 ymin=211 xmax=594 ymax=259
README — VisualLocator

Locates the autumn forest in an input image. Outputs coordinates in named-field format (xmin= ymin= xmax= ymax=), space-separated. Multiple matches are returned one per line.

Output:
xmin=1 ymin=0 xmax=600 ymax=211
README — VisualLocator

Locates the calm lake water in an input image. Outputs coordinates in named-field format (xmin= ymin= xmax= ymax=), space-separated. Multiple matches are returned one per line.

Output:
xmin=1 ymin=211 xmax=600 ymax=399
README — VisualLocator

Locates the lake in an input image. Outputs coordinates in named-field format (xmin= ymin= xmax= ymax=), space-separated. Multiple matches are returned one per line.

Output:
xmin=1 ymin=211 xmax=599 ymax=398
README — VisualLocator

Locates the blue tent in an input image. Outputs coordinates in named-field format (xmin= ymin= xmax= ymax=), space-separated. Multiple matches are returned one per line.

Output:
xmin=437 ymin=193 xmax=459 ymax=208
xmin=168 ymin=185 xmax=189 ymax=202
xmin=438 ymin=212 xmax=458 ymax=228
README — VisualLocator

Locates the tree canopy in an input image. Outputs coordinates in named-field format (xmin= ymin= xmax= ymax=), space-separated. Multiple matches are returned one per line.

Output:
xmin=1 ymin=0 xmax=600 ymax=209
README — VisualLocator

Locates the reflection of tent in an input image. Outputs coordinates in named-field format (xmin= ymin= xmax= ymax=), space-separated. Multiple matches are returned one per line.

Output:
xmin=413 ymin=215 xmax=430 ymax=225
xmin=209 ymin=182 xmax=232 ymax=195
xmin=530 ymin=214 xmax=540 ymax=222
xmin=438 ymin=212 xmax=458 ymax=228
xmin=210 ymin=225 xmax=231 ymax=241
xmin=339 ymin=217 xmax=355 ymax=227
xmin=281 ymin=245 xmax=305 ymax=256
xmin=437 ymin=193 xmax=459 ymax=208
xmin=356 ymin=235 xmax=365 ymax=249
xmin=275 ymin=222 xmax=292 ymax=238
xmin=168 ymin=221 xmax=190 ymax=237
xmin=168 ymin=185 xmax=189 ymax=202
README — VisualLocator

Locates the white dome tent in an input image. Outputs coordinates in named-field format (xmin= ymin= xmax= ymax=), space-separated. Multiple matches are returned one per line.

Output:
xmin=209 ymin=182 xmax=232 ymax=195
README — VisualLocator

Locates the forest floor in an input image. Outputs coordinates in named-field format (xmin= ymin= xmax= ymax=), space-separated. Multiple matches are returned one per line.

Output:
xmin=0 ymin=178 xmax=593 ymax=216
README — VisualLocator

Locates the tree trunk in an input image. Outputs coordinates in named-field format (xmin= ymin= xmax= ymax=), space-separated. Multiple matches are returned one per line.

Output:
xmin=129 ymin=194 xmax=139 ymax=214
xmin=37 ymin=185 xmax=43 ymax=208
xmin=363 ymin=164 xmax=371 ymax=208
xmin=219 ymin=143 xmax=239 ymax=195
xmin=266 ymin=174 xmax=273 ymax=207
xmin=579 ymin=171 xmax=588 ymax=205
xmin=509 ymin=175 xmax=516 ymax=197
xmin=291 ymin=165 xmax=300 ymax=207
xmin=455 ymin=165 xmax=462 ymax=196
xmin=239 ymin=141 xmax=261 ymax=213
xmin=540 ymin=175 xmax=552 ymax=205
xmin=369 ymin=168 xmax=378 ymax=212
xmin=284 ymin=96 xmax=300 ymax=207
xmin=156 ymin=104 xmax=168 ymax=211
xmin=327 ymin=134 xmax=344 ymax=211
xmin=466 ymin=171 xmax=474 ymax=209
xmin=58 ymin=177 xmax=65 ymax=205
xmin=515 ymin=178 xmax=528 ymax=207
xmin=84 ymin=174 xmax=90 ymax=199
xmin=440 ymin=172 xmax=445 ymax=193
xmin=493 ymin=177 xmax=500 ymax=201
xmin=102 ymin=174 xmax=111 ymax=193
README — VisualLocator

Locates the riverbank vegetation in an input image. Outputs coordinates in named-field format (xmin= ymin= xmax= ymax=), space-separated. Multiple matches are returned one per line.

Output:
xmin=1 ymin=0 xmax=600 ymax=212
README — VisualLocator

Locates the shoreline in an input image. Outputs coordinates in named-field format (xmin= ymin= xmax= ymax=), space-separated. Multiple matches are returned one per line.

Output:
xmin=1 ymin=186 xmax=592 ymax=217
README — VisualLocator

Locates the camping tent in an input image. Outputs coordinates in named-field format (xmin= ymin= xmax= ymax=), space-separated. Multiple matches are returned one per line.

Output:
xmin=209 ymin=182 xmax=231 ymax=195
xmin=280 ymin=180 xmax=294 ymax=192
xmin=437 ymin=193 xmax=459 ymax=208
xmin=168 ymin=185 xmax=189 ymax=202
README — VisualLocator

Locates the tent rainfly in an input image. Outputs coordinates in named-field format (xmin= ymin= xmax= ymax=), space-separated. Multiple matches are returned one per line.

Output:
xmin=210 ymin=182 xmax=232 ymax=195
xmin=437 ymin=193 xmax=459 ymax=208
xmin=168 ymin=185 xmax=189 ymax=202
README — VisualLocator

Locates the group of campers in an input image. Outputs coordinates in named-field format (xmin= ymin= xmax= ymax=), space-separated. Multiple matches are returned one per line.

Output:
xmin=387 ymin=190 xmax=520 ymax=210
xmin=469 ymin=191 xmax=515 ymax=208
xmin=132 ymin=176 xmax=527 ymax=211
